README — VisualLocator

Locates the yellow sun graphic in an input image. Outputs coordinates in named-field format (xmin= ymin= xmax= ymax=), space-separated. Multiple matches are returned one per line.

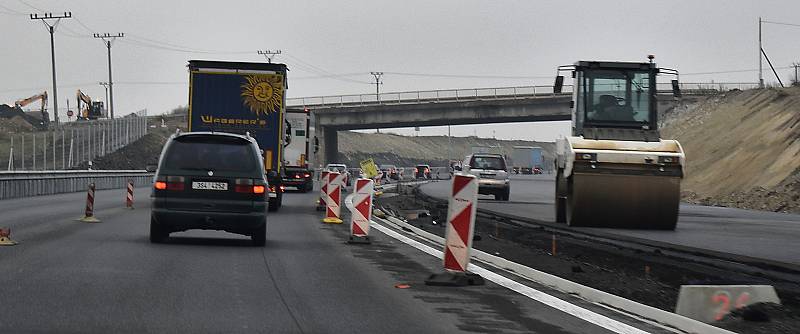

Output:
xmin=241 ymin=74 xmax=284 ymax=116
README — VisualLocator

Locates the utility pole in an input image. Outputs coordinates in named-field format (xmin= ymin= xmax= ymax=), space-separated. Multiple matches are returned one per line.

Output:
xmin=31 ymin=12 xmax=72 ymax=126
xmin=759 ymin=17 xmax=764 ymax=88
xmin=94 ymin=33 xmax=124 ymax=119
xmin=370 ymin=72 xmax=384 ymax=101
xmin=370 ymin=71 xmax=383 ymax=133
xmin=258 ymin=50 xmax=282 ymax=63
xmin=99 ymin=82 xmax=110 ymax=112
xmin=793 ymin=63 xmax=800 ymax=86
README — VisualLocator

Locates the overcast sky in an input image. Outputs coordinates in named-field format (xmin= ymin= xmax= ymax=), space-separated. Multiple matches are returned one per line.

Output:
xmin=2 ymin=0 xmax=799 ymax=141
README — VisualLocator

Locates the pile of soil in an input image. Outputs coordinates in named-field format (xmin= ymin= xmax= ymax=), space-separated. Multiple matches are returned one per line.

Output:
xmin=75 ymin=117 xmax=186 ymax=170
xmin=662 ymin=87 xmax=800 ymax=213
xmin=0 ymin=104 xmax=48 ymax=130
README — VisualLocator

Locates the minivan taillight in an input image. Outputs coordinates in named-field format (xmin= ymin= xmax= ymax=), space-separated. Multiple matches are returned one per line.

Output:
xmin=155 ymin=176 xmax=185 ymax=191
xmin=235 ymin=178 xmax=266 ymax=194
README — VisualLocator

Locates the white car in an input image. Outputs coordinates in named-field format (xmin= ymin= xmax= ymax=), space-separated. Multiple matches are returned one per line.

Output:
xmin=324 ymin=163 xmax=351 ymax=186
xmin=461 ymin=153 xmax=510 ymax=201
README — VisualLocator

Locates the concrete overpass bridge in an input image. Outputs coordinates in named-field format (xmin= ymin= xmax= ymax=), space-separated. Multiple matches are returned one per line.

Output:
xmin=287 ymin=83 xmax=756 ymax=165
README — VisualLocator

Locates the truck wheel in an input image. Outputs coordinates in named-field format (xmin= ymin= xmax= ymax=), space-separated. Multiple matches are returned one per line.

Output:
xmin=268 ymin=197 xmax=279 ymax=212
xmin=503 ymin=189 xmax=510 ymax=201
xmin=251 ymin=222 xmax=266 ymax=247
xmin=277 ymin=192 xmax=283 ymax=207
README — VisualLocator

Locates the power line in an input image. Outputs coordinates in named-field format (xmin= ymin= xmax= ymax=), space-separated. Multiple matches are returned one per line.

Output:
xmin=383 ymin=71 xmax=551 ymax=80
xmin=17 ymin=0 xmax=42 ymax=11
xmin=282 ymin=53 xmax=372 ymax=84
xmin=0 ymin=3 xmax=26 ymax=15
xmin=762 ymin=20 xmax=800 ymax=28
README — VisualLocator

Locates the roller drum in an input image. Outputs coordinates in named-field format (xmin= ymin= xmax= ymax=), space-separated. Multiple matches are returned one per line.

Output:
xmin=566 ymin=172 xmax=680 ymax=230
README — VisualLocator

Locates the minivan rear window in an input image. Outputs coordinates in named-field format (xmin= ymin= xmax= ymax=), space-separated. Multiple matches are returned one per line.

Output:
xmin=161 ymin=135 xmax=257 ymax=173
xmin=470 ymin=156 xmax=506 ymax=170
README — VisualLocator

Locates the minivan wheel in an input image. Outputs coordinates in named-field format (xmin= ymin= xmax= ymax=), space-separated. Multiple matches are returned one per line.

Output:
xmin=251 ymin=223 xmax=266 ymax=247
xmin=149 ymin=216 xmax=168 ymax=243
xmin=268 ymin=197 xmax=279 ymax=212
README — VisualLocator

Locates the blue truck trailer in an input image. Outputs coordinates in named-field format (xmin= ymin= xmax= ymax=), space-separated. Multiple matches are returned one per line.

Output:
xmin=187 ymin=60 xmax=288 ymax=211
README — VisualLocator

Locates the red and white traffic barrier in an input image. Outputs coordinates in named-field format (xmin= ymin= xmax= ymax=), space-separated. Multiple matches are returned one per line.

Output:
xmin=79 ymin=182 xmax=101 ymax=223
xmin=348 ymin=178 xmax=374 ymax=244
xmin=316 ymin=171 xmax=330 ymax=211
xmin=323 ymin=171 xmax=344 ymax=224
xmin=425 ymin=174 xmax=484 ymax=286
xmin=126 ymin=179 xmax=135 ymax=209
xmin=0 ymin=227 xmax=17 ymax=246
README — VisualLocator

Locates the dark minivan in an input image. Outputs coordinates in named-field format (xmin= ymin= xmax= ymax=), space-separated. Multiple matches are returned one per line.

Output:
xmin=150 ymin=132 xmax=268 ymax=246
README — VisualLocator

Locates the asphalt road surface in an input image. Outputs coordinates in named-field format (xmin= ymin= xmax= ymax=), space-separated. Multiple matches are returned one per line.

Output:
xmin=420 ymin=174 xmax=800 ymax=266
xmin=0 ymin=187 xmax=670 ymax=333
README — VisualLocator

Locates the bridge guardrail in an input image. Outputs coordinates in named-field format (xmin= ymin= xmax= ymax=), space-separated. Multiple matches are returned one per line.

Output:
xmin=0 ymin=170 xmax=154 ymax=200
xmin=287 ymin=82 xmax=760 ymax=109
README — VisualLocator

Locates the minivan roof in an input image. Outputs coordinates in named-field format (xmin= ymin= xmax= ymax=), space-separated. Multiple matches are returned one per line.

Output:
xmin=173 ymin=131 xmax=256 ymax=143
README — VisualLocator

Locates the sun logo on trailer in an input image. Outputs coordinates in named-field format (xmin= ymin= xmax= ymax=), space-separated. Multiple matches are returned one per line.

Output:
xmin=241 ymin=74 xmax=284 ymax=116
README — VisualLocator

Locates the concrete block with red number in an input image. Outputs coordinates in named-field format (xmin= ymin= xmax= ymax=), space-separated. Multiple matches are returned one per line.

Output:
xmin=675 ymin=285 xmax=781 ymax=323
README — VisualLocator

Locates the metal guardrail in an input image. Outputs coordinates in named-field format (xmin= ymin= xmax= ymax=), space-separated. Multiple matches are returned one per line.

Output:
xmin=287 ymin=82 xmax=760 ymax=109
xmin=0 ymin=170 xmax=154 ymax=200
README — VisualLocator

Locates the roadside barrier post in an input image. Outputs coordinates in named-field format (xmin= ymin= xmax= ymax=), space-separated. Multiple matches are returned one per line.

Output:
xmin=316 ymin=171 xmax=330 ymax=212
xmin=125 ymin=179 xmax=134 ymax=209
xmin=78 ymin=183 xmax=101 ymax=223
xmin=348 ymin=178 xmax=374 ymax=244
xmin=0 ymin=227 xmax=17 ymax=246
xmin=425 ymin=174 xmax=484 ymax=286
xmin=323 ymin=171 xmax=343 ymax=224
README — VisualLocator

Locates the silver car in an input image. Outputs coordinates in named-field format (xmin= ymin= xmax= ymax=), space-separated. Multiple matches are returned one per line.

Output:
xmin=462 ymin=153 xmax=510 ymax=201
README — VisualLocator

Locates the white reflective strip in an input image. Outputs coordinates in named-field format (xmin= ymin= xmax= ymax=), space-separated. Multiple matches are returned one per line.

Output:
xmin=369 ymin=222 xmax=651 ymax=334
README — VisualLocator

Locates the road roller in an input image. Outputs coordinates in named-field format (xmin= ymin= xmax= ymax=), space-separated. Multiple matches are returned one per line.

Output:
xmin=553 ymin=58 xmax=684 ymax=230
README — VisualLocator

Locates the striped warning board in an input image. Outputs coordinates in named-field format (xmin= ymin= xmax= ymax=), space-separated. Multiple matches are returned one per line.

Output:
xmin=323 ymin=172 xmax=344 ymax=224
xmin=443 ymin=174 xmax=478 ymax=272
xmin=348 ymin=178 xmax=374 ymax=244
xmin=317 ymin=171 xmax=330 ymax=211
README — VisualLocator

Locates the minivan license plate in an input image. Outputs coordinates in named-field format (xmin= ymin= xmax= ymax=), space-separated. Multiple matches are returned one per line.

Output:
xmin=192 ymin=181 xmax=228 ymax=191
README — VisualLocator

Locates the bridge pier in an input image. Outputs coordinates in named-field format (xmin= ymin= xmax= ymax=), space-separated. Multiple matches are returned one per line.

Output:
xmin=317 ymin=125 xmax=339 ymax=166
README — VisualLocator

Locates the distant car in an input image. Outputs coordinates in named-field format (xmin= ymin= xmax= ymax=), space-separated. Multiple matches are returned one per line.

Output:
xmin=150 ymin=132 xmax=268 ymax=246
xmin=282 ymin=166 xmax=313 ymax=192
xmin=415 ymin=164 xmax=431 ymax=179
xmin=462 ymin=153 xmax=510 ymax=201
xmin=325 ymin=163 xmax=351 ymax=187
xmin=379 ymin=164 xmax=400 ymax=181
xmin=533 ymin=166 xmax=543 ymax=175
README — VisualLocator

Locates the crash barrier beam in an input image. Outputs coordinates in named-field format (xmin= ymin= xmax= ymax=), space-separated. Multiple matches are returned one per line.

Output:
xmin=0 ymin=170 xmax=153 ymax=200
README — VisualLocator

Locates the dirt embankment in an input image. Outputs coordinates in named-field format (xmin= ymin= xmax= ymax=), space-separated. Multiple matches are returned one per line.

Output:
xmin=80 ymin=116 xmax=187 ymax=170
xmin=338 ymin=131 xmax=554 ymax=167
xmin=661 ymin=87 xmax=800 ymax=213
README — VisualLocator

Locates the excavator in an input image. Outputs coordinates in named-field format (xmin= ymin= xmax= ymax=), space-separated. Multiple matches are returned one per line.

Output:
xmin=553 ymin=56 xmax=684 ymax=230
xmin=76 ymin=89 xmax=105 ymax=120
xmin=14 ymin=91 xmax=49 ymax=125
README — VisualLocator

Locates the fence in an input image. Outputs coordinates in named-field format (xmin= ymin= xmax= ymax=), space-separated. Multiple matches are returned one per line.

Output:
xmin=0 ymin=170 xmax=153 ymax=200
xmin=3 ymin=110 xmax=149 ymax=171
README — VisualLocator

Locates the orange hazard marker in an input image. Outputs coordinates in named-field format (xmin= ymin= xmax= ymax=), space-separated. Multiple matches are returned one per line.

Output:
xmin=348 ymin=178 xmax=374 ymax=244
xmin=125 ymin=179 xmax=135 ymax=209
xmin=426 ymin=174 xmax=484 ymax=286
xmin=316 ymin=171 xmax=330 ymax=212
xmin=322 ymin=171 xmax=344 ymax=224
xmin=0 ymin=227 xmax=18 ymax=246
xmin=78 ymin=183 xmax=101 ymax=223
